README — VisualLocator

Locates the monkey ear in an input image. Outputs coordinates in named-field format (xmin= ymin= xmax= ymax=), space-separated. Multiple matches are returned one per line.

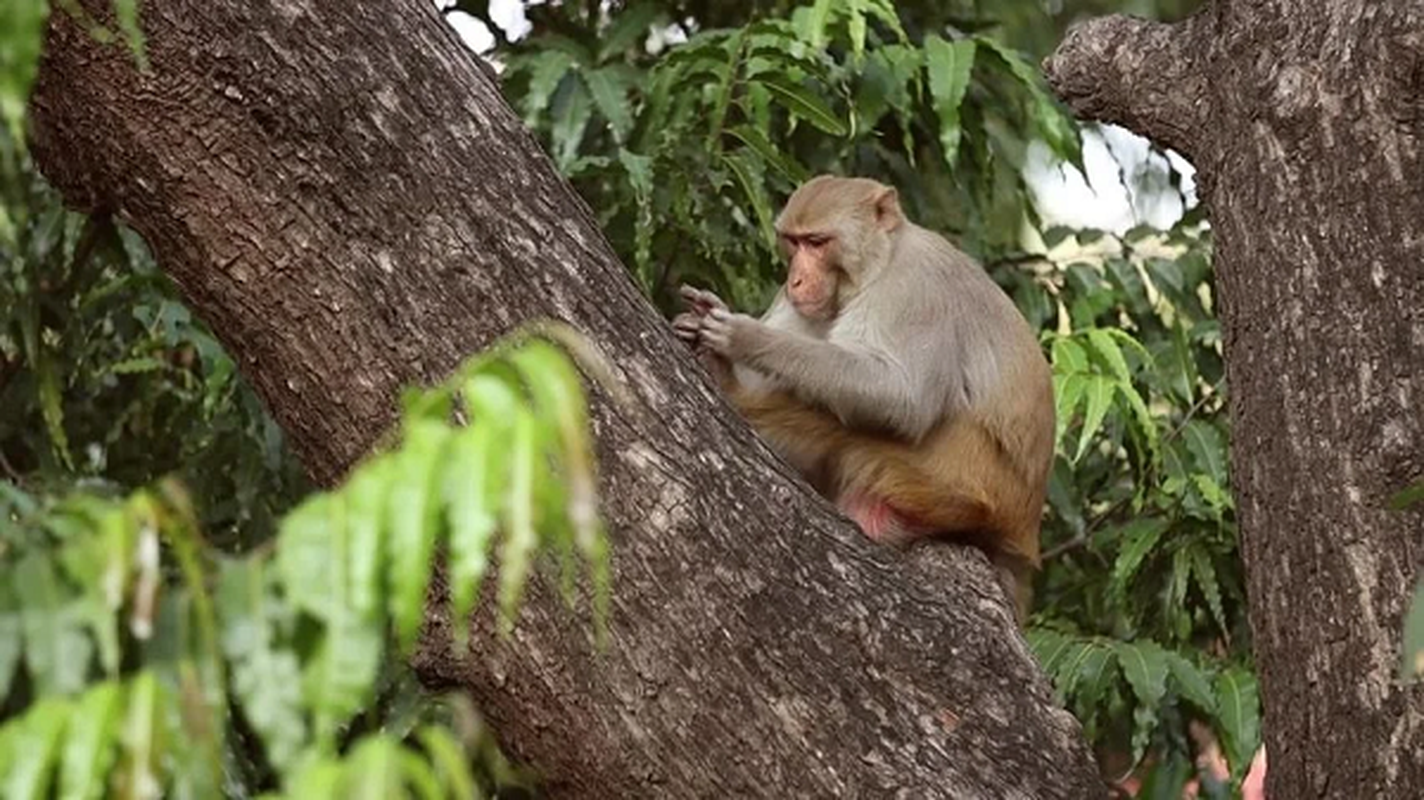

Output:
xmin=873 ymin=187 xmax=903 ymax=231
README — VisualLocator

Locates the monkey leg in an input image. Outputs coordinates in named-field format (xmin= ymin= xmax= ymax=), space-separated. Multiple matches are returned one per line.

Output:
xmin=839 ymin=417 xmax=1042 ymax=564
xmin=729 ymin=386 xmax=848 ymax=493
xmin=835 ymin=417 xmax=1043 ymax=622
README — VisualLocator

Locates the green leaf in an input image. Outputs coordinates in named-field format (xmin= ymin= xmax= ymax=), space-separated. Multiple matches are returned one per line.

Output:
xmin=549 ymin=75 xmax=594 ymax=170
xmin=111 ymin=0 xmax=147 ymax=68
xmin=725 ymin=125 xmax=809 ymax=182
xmin=498 ymin=410 xmax=539 ymax=633
xmin=397 ymin=748 xmax=445 ymax=800
xmin=1052 ymin=639 xmax=1093 ymax=696
xmin=277 ymin=496 xmax=335 ymax=620
xmin=387 ymin=421 xmax=449 ymax=650
xmin=6 ymin=696 xmax=69 ymax=800
xmin=846 ymin=3 xmax=867 ymax=60
xmin=1192 ymin=473 xmax=1231 ymax=516
xmin=924 ymin=35 xmax=976 ymax=168
xmin=119 ymin=671 xmax=167 ymax=800
xmin=1052 ymin=373 xmax=1087 ymax=451
xmin=861 ymin=0 xmax=908 ymax=41
xmin=1166 ymin=323 xmax=1200 ymax=404
xmin=974 ymin=35 xmax=1082 ymax=169
xmin=581 ymin=66 xmax=635 ymax=142
xmin=1108 ymin=519 xmax=1169 ymax=604
xmin=217 ymin=558 xmax=307 ymax=772
xmin=418 ymin=727 xmax=480 ymax=800
xmin=1026 ymin=628 xmax=1072 ymax=678
xmin=108 ymin=357 xmax=167 ymax=375
xmin=16 ymin=552 xmax=92 ymax=697
xmin=1074 ymin=641 xmax=1119 ymax=714
xmin=1074 ymin=376 xmax=1115 ymax=462
xmin=1112 ymin=640 xmax=1169 ymax=763
xmin=508 ymin=342 xmax=599 ymax=558
xmin=0 ymin=0 xmax=49 ymax=140
xmin=1115 ymin=379 xmax=1160 ymax=464
xmin=344 ymin=462 xmax=390 ymax=623
xmin=0 ymin=576 xmax=22 ymax=700
xmin=1183 ymin=419 xmax=1229 ymax=487
xmin=617 ymin=148 xmax=654 ymax=200
xmin=343 ymin=736 xmax=404 ymax=800
xmin=443 ymin=408 xmax=503 ymax=640
xmin=59 ymin=682 xmax=124 ymax=800
xmin=1085 ymin=328 xmax=1131 ymax=383
xmin=37 ymin=355 xmax=74 ymax=470
xmin=1215 ymin=667 xmax=1261 ymax=780
xmin=748 ymin=75 xmax=847 ymax=136
xmin=513 ymin=50 xmax=577 ymax=122
xmin=794 ymin=0 xmax=835 ymax=48
xmin=285 ymin=754 xmax=343 ymax=800
xmin=1165 ymin=652 xmax=1216 ymax=715
xmin=1389 ymin=479 xmax=1424 ymax=511
xmin=1051 ymin=336 xmax=1090 ymax=374
xmin=722 ymin=150 xmax=777 ymax=250
xmin=1400 ymin=578 xmax=1424 ymax=681
xmin=597 ymin=2 xmax=661 ymax=62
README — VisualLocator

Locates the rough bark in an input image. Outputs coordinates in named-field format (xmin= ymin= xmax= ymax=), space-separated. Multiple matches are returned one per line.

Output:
xmin=1047 ymin=2 xmax=1424 ymax=797
xmin=29 ymin=1 xmax=1104 ymax=796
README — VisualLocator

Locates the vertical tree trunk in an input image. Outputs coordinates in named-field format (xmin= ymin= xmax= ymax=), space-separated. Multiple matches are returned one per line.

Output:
xmin=29 ymin=1 xmax=1104 ymax=796
xmin=1047 ymin=2 xmax=1424 ymax=796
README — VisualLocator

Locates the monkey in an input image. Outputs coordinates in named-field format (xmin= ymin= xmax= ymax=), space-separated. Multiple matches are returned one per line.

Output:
xmin=671 ymin=175 xmax=1055 ymax=621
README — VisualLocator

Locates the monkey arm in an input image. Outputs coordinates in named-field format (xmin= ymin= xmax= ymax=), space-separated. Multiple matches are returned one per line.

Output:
xmin=705 ymin=309 xmax=937 ymax=440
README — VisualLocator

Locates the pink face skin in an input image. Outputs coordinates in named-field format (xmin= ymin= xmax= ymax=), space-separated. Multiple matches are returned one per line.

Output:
xmin=779 ymin=232 xmax=838 ymax=321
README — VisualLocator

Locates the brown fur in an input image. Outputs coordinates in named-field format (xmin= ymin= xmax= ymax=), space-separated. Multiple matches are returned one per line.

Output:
xmin=730 ymin=380 xmax=1052 ymax=622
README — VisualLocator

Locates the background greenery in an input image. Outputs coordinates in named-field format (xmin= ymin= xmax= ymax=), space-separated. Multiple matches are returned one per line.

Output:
xmin=0 ymin=0 xmax=1284 ymax=797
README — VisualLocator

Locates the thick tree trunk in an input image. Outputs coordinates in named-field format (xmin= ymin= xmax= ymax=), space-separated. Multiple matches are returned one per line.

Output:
xmin=29 ymin=1 xmax=1103 ymax=796
xmin=1047 ymin=2 xmax=1424 ymax=797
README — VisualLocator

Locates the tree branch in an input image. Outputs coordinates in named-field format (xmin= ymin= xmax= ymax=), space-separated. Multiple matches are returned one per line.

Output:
xmin=1043 ymin=12 xmax=1212 ymax=161
xmin=29 ymin=1 xmax=1107 ymax=795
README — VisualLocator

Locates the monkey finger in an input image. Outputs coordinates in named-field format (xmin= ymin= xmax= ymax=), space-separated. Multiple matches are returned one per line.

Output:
xmin=680 ymin=285 xmax=727 ymax=313
xmin=699 ymin=318 xmax=732 ymax=353
xmin=671 ymin=315 xmax=701 ymax=341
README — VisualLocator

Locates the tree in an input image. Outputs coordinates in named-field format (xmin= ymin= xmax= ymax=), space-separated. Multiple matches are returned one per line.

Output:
xmin=28 ymin=1 xmax=1105 ymax=796
xmin=1046 ymin=2 xmax=1424 ymax=796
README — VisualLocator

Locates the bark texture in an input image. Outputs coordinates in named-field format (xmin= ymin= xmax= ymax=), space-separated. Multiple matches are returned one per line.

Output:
xmin=29 ymin=1 xmax=1104 ymax=796
xmin=1048 ymin=2 xmax=1424 ymax=797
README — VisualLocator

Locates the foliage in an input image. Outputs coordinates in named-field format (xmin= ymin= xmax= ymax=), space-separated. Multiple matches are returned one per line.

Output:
xmin=496 ymin=0 xmax=1084 ymax=314
xmin=489 ymin=0 xmax=1250 ymax=791
xmin=0 ymin=333 xmax=610 ymax=797
xmin=1020 ymin=221 xmax=1254 ymax=789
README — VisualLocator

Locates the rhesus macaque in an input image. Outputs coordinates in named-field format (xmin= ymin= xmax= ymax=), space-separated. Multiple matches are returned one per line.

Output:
xmin=672 ymin=176 xmax=1055 ymax=621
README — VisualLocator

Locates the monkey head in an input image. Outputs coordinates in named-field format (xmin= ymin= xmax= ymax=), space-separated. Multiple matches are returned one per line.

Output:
xmin=774 ymin=175 xmax=903 ymax=319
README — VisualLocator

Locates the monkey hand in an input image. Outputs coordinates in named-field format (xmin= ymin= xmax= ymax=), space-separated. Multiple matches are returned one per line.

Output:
xmin=678 ymin=285 xmax=728 ymax=317
xmin=671 ymin=312 xmax=703 ymax=347
xmin=700 ymin=308 xmax=757 ymax=361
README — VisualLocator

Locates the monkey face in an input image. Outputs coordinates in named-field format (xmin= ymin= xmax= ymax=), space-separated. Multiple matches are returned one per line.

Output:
xmin=781 ymin=233 xmax=839 ymax=320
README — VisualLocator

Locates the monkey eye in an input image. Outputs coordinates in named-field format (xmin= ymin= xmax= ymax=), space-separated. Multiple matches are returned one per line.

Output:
xmin=803 ymin=235 xmax=831 ymax=248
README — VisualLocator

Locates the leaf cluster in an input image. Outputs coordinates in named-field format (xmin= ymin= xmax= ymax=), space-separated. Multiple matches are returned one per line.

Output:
xmin=0 ymin=334 xmax=610 ymax=799
xmin=1022 ymin=220 xmax=1257 ymax=788
xmin=498 ymin=0 xmax=1083 ymax=314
